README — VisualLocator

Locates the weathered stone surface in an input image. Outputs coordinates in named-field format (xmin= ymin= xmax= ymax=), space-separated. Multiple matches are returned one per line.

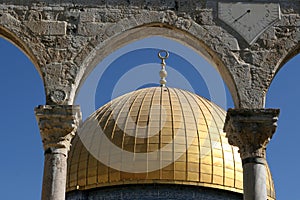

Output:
xmin=25 ymin=20 xmax=67 ymax=35
xmin=35 ymin=105 xmax=81 ymax=151
xmin=2 ymin=1 xmax=296 ymax=200
xmin=0 ymin=0 xmax=298 ymax=107
xmin=35 ymin=105 xmax=81 ymax=200
xmin=42 ymin=151 xmax=68 ymax=200
xmin=77 ymin=22 xmax=106 ymax=36
xmin=223 ymin=108 xmax=279 ymax=200
xmin=223 ymin=37 xmax=240 ymax=51
xmin=223 ymin=108 xmax=280 ymax=160
xmin=243 ymin=162 xmax=267 ymax=200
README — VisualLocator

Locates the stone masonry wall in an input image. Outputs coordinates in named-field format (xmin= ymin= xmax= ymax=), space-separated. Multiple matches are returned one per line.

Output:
xmin=0 ymin=0 xmax=299 ymax=108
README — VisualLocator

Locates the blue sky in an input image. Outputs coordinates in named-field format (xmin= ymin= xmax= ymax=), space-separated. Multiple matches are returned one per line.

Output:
xmin=0 ymin=36 xmax=299 ymax=200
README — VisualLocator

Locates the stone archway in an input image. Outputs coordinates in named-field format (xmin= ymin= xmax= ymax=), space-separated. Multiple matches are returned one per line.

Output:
xmin=273 ymin=43 xmax=300 ymax=83
xmin=0 ymin=36 xmax=45 ymax=199
xmin=73 ymin=24 xmax=239 ymax=108
xmin=0 ymin=25 xmax=41 ymax=75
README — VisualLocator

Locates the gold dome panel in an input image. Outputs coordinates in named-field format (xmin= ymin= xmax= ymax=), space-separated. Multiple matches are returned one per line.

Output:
xmin=67 ymin=87 xmax=275 ymax=199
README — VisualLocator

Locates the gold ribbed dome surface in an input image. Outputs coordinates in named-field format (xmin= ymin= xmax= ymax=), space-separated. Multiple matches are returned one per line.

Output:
xmin=67 ymin=87 xmax=275 ymax=199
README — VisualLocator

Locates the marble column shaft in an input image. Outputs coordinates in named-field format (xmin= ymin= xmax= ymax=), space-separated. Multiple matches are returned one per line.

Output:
xmin=35 ymin=105 xmax=81 ymax=200
xmin=224 ymin=108 xmax=279 ymax=200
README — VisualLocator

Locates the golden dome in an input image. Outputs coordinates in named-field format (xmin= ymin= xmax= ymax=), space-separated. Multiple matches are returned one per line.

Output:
xmin=67 ymin=87 xmax=275 ymax=199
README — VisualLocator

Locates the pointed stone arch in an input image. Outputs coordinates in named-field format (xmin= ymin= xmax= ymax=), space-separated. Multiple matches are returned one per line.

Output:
xmin=0 ymin=20 xmax=41 ymax=75
xmin=73 ymin=23 xmax=239 ymax=108
xmin=275 ymin=42 xmax=300 ymax=77
xmin=267 ymin=41 xmax=300 ymax=96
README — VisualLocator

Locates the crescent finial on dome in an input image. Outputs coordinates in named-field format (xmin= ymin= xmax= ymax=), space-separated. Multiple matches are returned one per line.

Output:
xmin=158 ymin=50 xmax=169 ymax=87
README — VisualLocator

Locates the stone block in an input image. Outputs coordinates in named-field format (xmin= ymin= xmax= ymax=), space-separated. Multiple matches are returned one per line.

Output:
xmin=77 ymin=22 xmax=105 ymax=36
xmin=25 ymin=20 xmax=67 ymax=35
xmin=194 ymin=10 xmax=214 ymax=25
xmin=79 ymin=12 xmax=95 ymax=22
xmin=276 ymin=14 xmax=300 ymax=27
xmin=135 ymin=11 xmax=156 ymax=25
xmin=119 ymin=17 xmax=138 ymax=30
xmin=188 ymin=22 xmax=208 ymax=39
xmin=105 ymin=23 xmax=124 ymax=37
xmin=222 ymin=37 xmax=240 ymax=51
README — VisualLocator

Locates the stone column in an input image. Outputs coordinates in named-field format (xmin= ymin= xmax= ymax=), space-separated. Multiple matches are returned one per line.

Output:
xmin=35 ymin=105 xmax=81 ymax=200
xmin=224 ymin=109 xmax=279 ymax=200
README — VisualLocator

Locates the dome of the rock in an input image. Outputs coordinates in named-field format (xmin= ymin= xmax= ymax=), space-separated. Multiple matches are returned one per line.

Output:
xmin=66 ymin=87 xmax=275 ymax=200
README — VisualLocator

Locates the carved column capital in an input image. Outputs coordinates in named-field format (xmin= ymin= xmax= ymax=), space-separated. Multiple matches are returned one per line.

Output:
xmin=35 ymin=105 xmax=82 ymax=153
xmin=224 ymin=108 xmax=280 ymax=160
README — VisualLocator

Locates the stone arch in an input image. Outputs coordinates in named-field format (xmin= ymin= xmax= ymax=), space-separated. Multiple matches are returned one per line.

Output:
xmin=0 ymin=36 xmax=44 ymax=199
xmin=0 ymin=25 xmax=41 ymax=76
xmin=265 ymin=52 xmax=300 ymax=199
xmin=267 ymin=42 xmax=300 ymax=95
xmin=73 ymin=23 xmax=239 ymax=107
xmin=275 ymin=43 xmax=300 ymax=76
